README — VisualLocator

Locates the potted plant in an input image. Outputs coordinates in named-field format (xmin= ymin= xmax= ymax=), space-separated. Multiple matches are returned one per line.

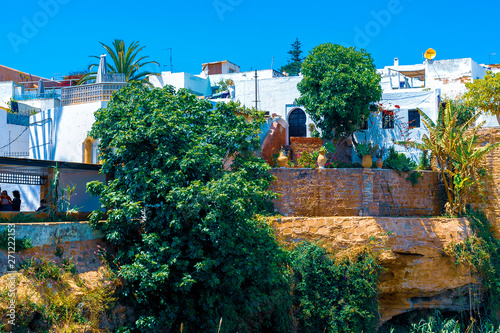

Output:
xmin=276 ymin=149 xmax=288 ymax=168
xmin=317 ymin=147 xmax=327 ymax=168
xmin=375 ymin=145 xmax=386 ymax=169
xmin=355 ymin=142 xmax=376 ymax=168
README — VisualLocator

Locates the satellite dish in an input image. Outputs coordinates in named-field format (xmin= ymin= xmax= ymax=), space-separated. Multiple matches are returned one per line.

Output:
xmin=424 ymin=48 xmax=437 ymax=60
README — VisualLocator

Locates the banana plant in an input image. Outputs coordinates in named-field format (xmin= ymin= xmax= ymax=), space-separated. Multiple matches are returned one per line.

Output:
xmin=398 ymin=103 xmax=499 ymax=215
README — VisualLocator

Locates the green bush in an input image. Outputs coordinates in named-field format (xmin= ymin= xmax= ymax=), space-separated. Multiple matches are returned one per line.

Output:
xmin=0 ymin=226 xmax=32 ymax=251
xmin=380 ymin=309 xmax=500 ymax=333
xmin=290 ymin=242 xmax=381 ymax=333
xmin=384 ymin=147 xmax=416 ymax=175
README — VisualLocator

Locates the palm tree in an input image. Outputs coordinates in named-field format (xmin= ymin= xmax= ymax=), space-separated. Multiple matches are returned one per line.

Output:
xmin=80 ymin=39 xmax=159 ymax=84
xmin=398 ymin=103 xmax=499 ymax=215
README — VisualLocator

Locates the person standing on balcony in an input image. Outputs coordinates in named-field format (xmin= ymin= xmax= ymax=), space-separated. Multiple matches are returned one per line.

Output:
xmin=12 ymin=191 xmax=21 ymax=211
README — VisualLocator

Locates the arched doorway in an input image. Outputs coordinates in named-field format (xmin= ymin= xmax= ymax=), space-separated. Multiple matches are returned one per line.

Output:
xmin=288 ymin=108 xmax=307 ymax=140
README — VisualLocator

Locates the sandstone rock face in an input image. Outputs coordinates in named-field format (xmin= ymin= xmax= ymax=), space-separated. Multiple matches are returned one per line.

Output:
xmin=272 ymin=216 xmax=479 ymax=323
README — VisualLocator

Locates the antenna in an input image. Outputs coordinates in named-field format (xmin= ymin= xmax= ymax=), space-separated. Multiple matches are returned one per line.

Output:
xmin=489 ymin=53 xmax=496 ymax=65
xmin=424 ymin=48 xmax=437 ymax=60
xmin=162 ymin=48 xmax=173 ymax=72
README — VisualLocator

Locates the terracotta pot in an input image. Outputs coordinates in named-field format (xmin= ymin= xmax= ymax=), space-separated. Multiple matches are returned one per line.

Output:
xmin=361 ymin=155 xmax=372 ymax=168
xmin=276 ymin=151 xmax=288 ymax=168
xmin=376 ymin=157 xmax=383 ymax=169
xmin=317 ymin=151 xmax=327 ymax=168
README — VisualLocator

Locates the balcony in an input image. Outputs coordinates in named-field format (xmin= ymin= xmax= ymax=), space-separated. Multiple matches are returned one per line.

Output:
xmin=61 ymin=81 xmax=126 ymax=106
xmin=14 ymin=90 xmax=60 ymax=101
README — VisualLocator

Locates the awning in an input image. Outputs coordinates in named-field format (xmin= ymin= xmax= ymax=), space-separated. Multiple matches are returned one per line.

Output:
xmin=0 ymin=157 xmax=101 ymax=185
xmin=398 ymin=69 xmax=425 ymax=80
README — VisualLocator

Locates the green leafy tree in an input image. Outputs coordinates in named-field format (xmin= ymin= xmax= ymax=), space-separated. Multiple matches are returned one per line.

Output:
xmin=80 ymin=39 xmax=159 ymax=84
xmin=464 ymin=72 xmax=500 ymax=119
xmin=398 ymin=103 xmax=499 ymax=215
xmin=296 ymin=43 xmax=382 ymax=140
xmin=87 ymin=83 xmax=292 ymax=332
xmin=280 ymin=38 xmax=304 ymax=76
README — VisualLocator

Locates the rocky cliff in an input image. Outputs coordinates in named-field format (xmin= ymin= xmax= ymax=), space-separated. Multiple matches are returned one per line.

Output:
xmin=272 ymin=216 xmax=479 ymax=322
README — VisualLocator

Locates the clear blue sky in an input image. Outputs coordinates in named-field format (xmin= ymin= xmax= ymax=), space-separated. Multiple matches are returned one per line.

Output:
xmin=0 ymin=0 xmax=498 ymax=79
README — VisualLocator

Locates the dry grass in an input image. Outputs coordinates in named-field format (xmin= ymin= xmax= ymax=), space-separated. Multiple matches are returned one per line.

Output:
xmin=0 ymin=264 xmax=123 ymax=332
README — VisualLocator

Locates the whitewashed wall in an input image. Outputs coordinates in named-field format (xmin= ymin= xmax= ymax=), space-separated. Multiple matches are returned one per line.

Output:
xmin=29 ymin=101 xmax=106 ymax=162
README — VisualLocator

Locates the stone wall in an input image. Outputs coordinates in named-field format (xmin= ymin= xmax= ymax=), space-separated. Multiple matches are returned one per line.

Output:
xmin=270 ymin=168 xmax=445 ymax=217
xmin=272 ymin=216 xmax=478 ymax=322
xmin=472 ymin=128 xmax=500 ymax=237
xmin=0 ymin=222 xmax=105 ymax=276
xmin=289 ymin=137 xmax=323 ymax=163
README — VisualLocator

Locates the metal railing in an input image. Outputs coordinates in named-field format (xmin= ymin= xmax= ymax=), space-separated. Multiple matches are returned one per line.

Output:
xmin=13 ymin=90 xmax=60 ymax=101
xmin=3 ymin=152 xmax=30 ymax=157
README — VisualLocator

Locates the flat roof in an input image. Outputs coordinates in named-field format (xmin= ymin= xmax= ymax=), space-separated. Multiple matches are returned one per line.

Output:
xmin=0 ymin=157 xmax=101 ymax=172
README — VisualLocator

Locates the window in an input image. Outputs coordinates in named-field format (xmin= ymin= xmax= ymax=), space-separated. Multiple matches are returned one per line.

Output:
xmin=408 ymin=109 xmax=420 ymax=128
xmin=288 ymin=108 xmax=307 ymax=139
xmin=382 ymin=110 xmax=394 ymax=129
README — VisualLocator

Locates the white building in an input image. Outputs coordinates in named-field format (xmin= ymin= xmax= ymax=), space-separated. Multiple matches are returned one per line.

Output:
xmin=149 ymin=61 xmax=314 ymax=144
xmin=355 ymin=57 xmax=495 ymax=161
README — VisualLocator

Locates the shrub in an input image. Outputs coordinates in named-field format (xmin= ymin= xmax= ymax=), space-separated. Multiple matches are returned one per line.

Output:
xmin=0 ymin=226 xmax=32 ymax=251
xmin=384 ymin=147 xmax=416 ymax=175
xmin=296 ymin=149 xmax=319 ymax=168
xmin=290 ymin=242 xmax=381 ymax=333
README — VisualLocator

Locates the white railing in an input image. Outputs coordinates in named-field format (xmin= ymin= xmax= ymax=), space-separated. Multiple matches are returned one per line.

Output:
xmin=61 ymin=82 xmax=126 ymax=106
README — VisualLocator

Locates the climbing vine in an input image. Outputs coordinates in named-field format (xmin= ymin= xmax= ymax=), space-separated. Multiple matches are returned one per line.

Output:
xmin=444 ymin=208 xmax=500 ymax=324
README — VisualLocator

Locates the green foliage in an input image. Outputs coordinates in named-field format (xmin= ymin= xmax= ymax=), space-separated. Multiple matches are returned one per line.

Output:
xmin=0 ymin=213 xmax=79 ymax=224
xmin=445 ymin=208 xmax=500 ymax=325
xmin=8 ymin=255 xmax=117 ymax=332
xmin=464 ymin=72 xmax=500 ymax=117
xmin=381 ymin=309 xmax=500 ymax=333
xmin=398 ymin=103 xmax=500 ymax=215
xmin=290 ymin=242 xmax=381 ymax=333
xmin=296 ymin=43 xmax=382 ymax=140
xmin=87 ymin=83 xmax=293 ymax=332
xmin=43 ymin=165 xmax=79 ymax=219
xmin=296 ymin=149 xmax=319 ymax=168
xmin=354 ymin=142 xmax=376 ymax=158
xmin=442 ymin=98 xmax=475 ymax=127
xmin=324 ymin=141 xmax=337 ymax=155
xmin=280 ymin=38 xmax=304 ymax=76
xmin=80 ymin=39 xmax=159 ymax=84
xmin=384 ymin=147 xmax=416 ymax=175
xmin=406 ymin=171 xmax=423 ymax=187
xmin=417 ymin=150 xmax=431 ymax=170
xmin=20 ymin=255 xmax=63 ymax=280
xmin=215 ymin=78 xmax=235 ymax=93
xmin=0 ymin=227 xmax=32 ymax=251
